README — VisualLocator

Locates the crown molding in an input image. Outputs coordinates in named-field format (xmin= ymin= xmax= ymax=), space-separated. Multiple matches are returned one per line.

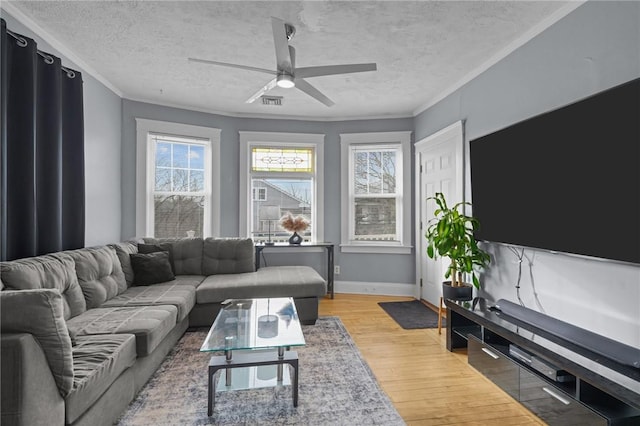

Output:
xmin=1 ymin=3 xmax=123 ymax=97
xmin=123 ymin=95 xmax=413 ymax=123
xmin=412 ymin=1 xmax=586 ymax=117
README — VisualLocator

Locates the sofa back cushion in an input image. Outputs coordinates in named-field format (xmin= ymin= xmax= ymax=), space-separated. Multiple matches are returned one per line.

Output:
xmin=142 ymin=238 xmax=203 ymax=275
xmin=0 ymin=289 xmax=74 ymax=397
xmin=202 ymin=238 xmax=254 ymax=275
xmin=53 ymin=246 xmax=126 ymax=309
xmin=109 ymin=241 xmax=138 ymax=287
xmin=0 ymin=254 xmax=86 ymax=319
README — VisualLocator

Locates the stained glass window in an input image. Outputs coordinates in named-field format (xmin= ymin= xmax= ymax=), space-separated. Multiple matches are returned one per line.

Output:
xmin=251 ymin=147 xmax=313 ymax=173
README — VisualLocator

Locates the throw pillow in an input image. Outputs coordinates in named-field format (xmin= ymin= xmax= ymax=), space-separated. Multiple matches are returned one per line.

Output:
xmin=130 ymin=252 xmax=175 ymax=285
xmin=138 ymin=243 xmax=175 ymax=274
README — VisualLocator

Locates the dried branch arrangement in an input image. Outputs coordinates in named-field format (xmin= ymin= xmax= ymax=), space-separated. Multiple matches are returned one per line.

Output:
xmin=279 ymin=213 xmax=310 ymax=232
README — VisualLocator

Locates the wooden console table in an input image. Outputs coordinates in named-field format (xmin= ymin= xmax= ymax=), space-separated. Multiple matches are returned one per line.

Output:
xmin=254 ymin=242 xmax=335 ymax=299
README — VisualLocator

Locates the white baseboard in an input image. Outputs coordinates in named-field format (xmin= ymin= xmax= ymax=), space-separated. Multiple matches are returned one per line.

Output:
xmin=334 ymin=280 xmax=416 ymax=297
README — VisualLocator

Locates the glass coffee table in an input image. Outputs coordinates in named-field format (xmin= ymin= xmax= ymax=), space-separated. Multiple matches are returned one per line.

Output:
xmin=200 ymin=297 xmax=305 ymax=416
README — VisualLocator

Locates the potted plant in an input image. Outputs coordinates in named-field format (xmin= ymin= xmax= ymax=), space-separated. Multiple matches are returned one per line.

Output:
xmin=424 ymin=192 xmax=491 ymax=301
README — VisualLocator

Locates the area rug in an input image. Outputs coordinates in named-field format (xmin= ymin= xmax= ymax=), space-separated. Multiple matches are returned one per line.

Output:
xmin=116 ymin=317 xmax=404 ymax=425
xmin=378 ymin=300 xmax=444 ymax=329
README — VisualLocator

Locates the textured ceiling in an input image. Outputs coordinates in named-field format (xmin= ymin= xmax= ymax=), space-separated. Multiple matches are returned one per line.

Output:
xmin=6 ymin=1 xmax=576 ymax=120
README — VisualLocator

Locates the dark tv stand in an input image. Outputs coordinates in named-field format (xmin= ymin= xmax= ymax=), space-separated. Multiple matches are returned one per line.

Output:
xmin=445 ymin=299 xmax=640 ymax=425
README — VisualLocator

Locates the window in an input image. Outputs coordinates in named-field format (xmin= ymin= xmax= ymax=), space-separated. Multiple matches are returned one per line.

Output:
xmin=136 ymin=119 xmax=220 ymax=238
xmin=239 ymin=132 xmax=324 ymax=243
xmin=151 ymin=134 xmax=207 ymax=238
xmin=340 ymin=131 xmax=412 ymax=254
xmin=352 ymin=146 xmax=399 ymax=241
xmin=253 ymin=187 xmax=267 ymax=201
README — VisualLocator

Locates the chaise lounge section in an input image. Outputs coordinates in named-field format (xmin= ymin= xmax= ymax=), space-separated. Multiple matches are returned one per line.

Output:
xmin=0 ymin=237 xmax=326 ymax=426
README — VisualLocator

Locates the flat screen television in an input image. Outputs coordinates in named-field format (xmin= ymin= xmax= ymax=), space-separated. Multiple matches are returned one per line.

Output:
xmin=470 ymin=78 xmax=640 ymax=265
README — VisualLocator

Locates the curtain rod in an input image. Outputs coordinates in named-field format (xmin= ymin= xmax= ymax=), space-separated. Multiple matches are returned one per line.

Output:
xmin=6 ymin=27 xmax=77 ymax=78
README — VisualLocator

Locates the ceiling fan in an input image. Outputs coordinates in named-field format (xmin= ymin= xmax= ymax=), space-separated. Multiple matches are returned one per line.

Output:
xmin=188 ymin=17 xmax=377 ymax=107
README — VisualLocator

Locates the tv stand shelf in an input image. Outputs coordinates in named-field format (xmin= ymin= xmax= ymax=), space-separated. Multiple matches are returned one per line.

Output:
xmin=445 ymin=299 xmax=640 ymax=426
xmin=452 ymin=325 xmax=482 ymax=341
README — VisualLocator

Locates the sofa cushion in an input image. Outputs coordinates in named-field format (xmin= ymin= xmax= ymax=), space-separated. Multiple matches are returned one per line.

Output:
xmin=109 ymin=242 xmax=138 ymax=287
xmin=202 ymin=238 xmax=254 ymax=275
xmin=100 ymin=283 xmax=196 ymax=322
xmin=0 ymin=289 xmax=74 ymax=397
xmin=130 ymin=252 xmax=175 ymax=285
xmin=65 ymin=334 xmax=136 ymax=424
xmin=0 ymin=254 xmax=86 ymax=319
xmin=66 ymin=305 xmax=178 ymax=357
xmin=196 ymin=266 xmax=327 ymax=304
xmin=172 ymin=275 xmax=207 ymax=287
xmin=142 ymin=238 xmax=203 ymax=275
xmin=52 ymin=246 xmax=127 ymax=309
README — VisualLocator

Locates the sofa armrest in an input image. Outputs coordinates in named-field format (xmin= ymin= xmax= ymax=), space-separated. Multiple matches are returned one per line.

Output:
xmin=0 ymin=289 xmax=74 ymax=396
xmin=1 ymin=333 xmax=65 ymax=426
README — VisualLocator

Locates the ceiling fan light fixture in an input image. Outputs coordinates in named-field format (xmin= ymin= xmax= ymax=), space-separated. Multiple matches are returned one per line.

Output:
xmin=276 ymin=73 xmax=295 ymax=88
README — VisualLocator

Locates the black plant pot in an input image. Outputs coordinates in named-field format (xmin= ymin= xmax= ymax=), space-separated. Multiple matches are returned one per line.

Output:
xmin=442 ymin=281 xmax=473 ymax=301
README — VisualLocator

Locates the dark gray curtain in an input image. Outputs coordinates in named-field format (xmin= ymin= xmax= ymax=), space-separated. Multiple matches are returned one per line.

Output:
xmin=1 ymin=19 xmax=85 ymax=261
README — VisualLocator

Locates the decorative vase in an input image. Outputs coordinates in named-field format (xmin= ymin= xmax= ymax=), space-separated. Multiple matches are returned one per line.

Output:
xmin=288 ymin=232 xmax=303 ymax=245
xmin=442 ymin=280 xmax=473 ymax=301
xmin=257 ymin=314 xmax=279 ymax=338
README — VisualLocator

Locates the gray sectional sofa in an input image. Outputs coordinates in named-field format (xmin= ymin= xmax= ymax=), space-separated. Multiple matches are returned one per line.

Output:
xmin=0 ymin=237 xmax=326 ymax=426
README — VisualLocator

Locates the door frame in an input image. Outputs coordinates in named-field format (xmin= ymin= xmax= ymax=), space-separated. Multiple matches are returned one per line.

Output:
xmin=414 ymin=121 xmax=465 ymax=300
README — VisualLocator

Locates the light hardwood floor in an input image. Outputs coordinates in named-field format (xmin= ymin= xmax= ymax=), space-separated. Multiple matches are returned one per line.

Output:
xmin=319 ymin=294 xmax=546 ymax=426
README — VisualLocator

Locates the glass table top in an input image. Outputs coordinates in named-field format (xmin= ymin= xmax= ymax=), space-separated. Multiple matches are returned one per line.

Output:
xmin=200 ymin=297 xmax=305 ymax=352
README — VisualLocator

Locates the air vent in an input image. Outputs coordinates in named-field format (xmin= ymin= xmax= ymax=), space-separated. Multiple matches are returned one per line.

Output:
xmin=261 ymin=95 xmax=283 ymax=106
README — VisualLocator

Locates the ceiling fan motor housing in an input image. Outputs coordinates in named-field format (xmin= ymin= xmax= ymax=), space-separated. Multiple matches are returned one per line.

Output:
xmin=276 ymin=45 xmax=296 ymax=88
xmin=276 ymin=73 xmax=295 ymax=88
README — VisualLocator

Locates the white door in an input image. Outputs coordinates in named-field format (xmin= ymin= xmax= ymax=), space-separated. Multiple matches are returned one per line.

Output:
xmin=415 ymin=121 xmax=464 ymax=306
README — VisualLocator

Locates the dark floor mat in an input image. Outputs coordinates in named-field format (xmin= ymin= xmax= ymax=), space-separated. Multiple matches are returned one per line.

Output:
xmin=378 ymin=300 xmax=445 ymax=329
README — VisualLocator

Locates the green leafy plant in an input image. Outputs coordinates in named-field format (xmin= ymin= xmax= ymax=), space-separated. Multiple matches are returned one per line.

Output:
xmin=424 ymin=192 xmax=490 ymax=289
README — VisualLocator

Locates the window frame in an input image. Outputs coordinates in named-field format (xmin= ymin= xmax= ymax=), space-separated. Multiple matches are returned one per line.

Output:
xmin=239 ymin=131 xmax=324 ymax=242
xmin=136 ymin=119 xmax=221 ymax=238
xmin=340 ymin=131 xmax=412 ymax=254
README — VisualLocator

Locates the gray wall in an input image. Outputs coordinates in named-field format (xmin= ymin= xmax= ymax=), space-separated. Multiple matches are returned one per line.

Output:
xmin=121 ymin=100 xmax=415 ymax=286
xmin=8 ymin=2 xmax=639 ymax=334
xmin=2 ymin=9 xmax=122 ymax=247
xmin=414 ymin=1 xmax=640 ymax=347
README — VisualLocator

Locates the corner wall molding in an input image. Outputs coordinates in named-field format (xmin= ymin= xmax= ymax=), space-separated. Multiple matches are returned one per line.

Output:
xmin=412 ymin=1 xmax=586 ymax=116
xmin=1 ymin=3 xmax=123 ymax=97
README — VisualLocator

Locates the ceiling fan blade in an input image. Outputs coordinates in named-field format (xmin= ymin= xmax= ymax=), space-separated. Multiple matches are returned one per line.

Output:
xmin=245 ymin=78 xmax=278 ymax=104
xmin=295 ymin=63 xmax=377 ymax=79
xmin=295 ymin=78 xmax=335 ymax=107
xmin=271 ymin=17 xmax=292 ymax=73
xmin=188 ymin=58 xmax=276 ymax=75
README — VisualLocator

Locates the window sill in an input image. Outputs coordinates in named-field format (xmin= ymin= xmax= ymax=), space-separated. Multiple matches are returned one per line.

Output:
xmin=339 ymin=244 xmax=413 ymax=254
